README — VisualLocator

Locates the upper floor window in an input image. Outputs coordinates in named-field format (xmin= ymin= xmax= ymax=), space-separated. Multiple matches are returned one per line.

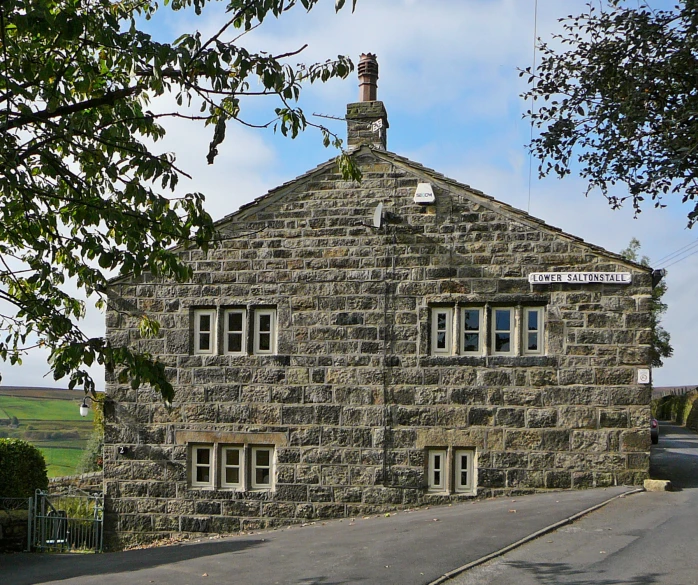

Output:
xmin=492 ymin=307 xmax=514 ymax=356
xmin=461 ymin=307 xmax=484 ymax=354
xmin=194 ymin=309 xmax=216 ymax=355
xmin=224 ymin=309 xmax=247 ymax=355
xmin=192 ymin=307 xmax=276 ymax=355
xmin=523 ymin=307 xmax=544 ymax=355
xmin=431 ymin=308 xmax=453 ymax=356
xmin=254 ymin=309 xmax=277 ymax=355
xmin=430 ymin=305 xmax=545 ymax=357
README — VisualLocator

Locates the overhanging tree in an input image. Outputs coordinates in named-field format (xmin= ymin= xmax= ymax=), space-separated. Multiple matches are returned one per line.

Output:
xmin=0 ymin=0 xmax=359 ymax=400
xmin=521 ymin=1 xmax=698 ymax=226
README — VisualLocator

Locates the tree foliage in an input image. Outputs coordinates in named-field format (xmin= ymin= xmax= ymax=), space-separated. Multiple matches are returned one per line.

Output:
xmin=0 ymin=438 xmax=49 ymax=497
xmin=620 ymin=238 xmax=673 ymax=369
xmin=0 ymin=0 xmax=358 ymax=400
xmin=522 ymin=1 xmax=698 ymax=226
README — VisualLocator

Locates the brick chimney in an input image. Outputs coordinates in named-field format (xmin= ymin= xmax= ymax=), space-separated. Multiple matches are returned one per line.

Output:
xmin=346 ymin=53 xmax=389 ymax=150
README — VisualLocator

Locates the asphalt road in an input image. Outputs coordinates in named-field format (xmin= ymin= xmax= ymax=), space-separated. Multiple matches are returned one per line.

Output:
xmin=450 ymin=422 xmax=698 ymax=585
xmin=1 ymin=487 xmax=636 ymax=585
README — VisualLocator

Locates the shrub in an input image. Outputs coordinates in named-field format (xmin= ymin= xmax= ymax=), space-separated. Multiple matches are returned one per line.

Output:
xmin=0 ymin=438 xmax=49 ymax=497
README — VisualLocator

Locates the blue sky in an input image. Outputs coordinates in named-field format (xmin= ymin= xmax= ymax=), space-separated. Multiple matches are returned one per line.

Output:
xmin=4 ymin=0 xmax=695 ymax=390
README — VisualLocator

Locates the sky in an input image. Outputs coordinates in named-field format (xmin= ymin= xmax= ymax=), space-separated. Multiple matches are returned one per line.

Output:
xmin=4 ymin=0 xmax=695 ymax=391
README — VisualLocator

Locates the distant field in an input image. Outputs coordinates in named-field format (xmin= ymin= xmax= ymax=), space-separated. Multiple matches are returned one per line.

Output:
xmin=0 ymin=387 xmax=97 ymax=477
xmin=40 ymin=447 xmax=86 ymax=478
xmin=0 ymin=395 xmax=91 ymax=421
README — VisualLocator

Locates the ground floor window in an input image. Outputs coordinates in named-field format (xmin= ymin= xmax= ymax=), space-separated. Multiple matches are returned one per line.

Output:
xmin=426 ymin=447 xmax=476 ymax=495
xmin=189 ymin=443 xmax=275 ymax=491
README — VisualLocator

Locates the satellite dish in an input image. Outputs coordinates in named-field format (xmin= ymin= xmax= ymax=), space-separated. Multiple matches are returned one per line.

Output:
xmin=372 ymin=202 xmax=383 ymax=228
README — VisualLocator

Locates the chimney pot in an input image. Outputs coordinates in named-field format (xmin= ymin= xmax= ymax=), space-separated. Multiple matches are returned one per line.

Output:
xmin=358 ymin=53 xmax=379 ymax=102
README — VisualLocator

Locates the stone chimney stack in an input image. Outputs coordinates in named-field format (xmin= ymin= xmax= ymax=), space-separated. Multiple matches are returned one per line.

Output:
xmin=346 ymin=53 xmax=388 ymax=150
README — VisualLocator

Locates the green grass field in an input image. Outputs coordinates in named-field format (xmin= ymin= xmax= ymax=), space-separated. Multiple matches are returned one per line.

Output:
xmin=0 ymin=387 xmax=98 ymax=477
xmin=40 ymin=447 xmax=86 ymax=478
xmin=0 ymin=395 xmax=91 ymax=421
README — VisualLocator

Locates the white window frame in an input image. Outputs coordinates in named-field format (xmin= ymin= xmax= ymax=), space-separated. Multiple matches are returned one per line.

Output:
xmin=194 ymin=309 xmax=217 ymax=355
xmin=454 ymin=449 xmax=475 ymax=494
xmin=523 ymin=307 xmax=544 ymax=355
xmin=190 ymin=443 xmax=275 ymax=491
xmin=250 ymin=446 xmax=274 ymax=490
xmin=431 ymin=308 xmax=453 ymax=356
xmin=253 ymin=309 xmax=277 ymax=355
xmin=491 ymin=307 xmax=515 ymax=356
xmin=460 ymin=307 xmax=484 ymax=355
xmin=191 ymin=445 xmax=214 ymax=488
xmin=427 ymin=449 xmax=448 ymax=492
xmin=220 ymin=445 xmax=244 ymax=489
xmin=223 ymin=308 xmax=247 ymax=355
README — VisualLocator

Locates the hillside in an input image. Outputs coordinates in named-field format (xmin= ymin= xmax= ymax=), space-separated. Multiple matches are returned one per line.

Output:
xmin=0 ymin=386 xmax=95 ymax=478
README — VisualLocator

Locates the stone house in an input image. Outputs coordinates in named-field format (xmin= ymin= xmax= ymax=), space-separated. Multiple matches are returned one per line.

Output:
xmin=103 ymin=55 xmax=655 ymax=547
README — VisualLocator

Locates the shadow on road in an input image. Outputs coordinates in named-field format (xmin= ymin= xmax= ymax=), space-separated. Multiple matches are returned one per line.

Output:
xmin=1 ymin=538 xmax=265 ymax=585
xmin=503 ymin=561 xmax=665 ymax=585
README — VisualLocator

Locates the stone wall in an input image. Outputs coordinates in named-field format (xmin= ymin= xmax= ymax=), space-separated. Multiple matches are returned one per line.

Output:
xmin=103 ymin=147 xmax=653 ymax=547
xmin=49 ymin=472 xmax=104 ymax=495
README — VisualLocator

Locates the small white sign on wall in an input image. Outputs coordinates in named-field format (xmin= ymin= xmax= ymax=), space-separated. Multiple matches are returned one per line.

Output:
xmin=637 ymin=369 xmax=651 ymax=384
xmin=528 ymin=272 xmax=632 ymax=285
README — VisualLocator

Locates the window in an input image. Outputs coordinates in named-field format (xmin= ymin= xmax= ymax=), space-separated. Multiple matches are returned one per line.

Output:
xmin=428 ymin=449 xmax=447 ymax=492
xmin=189 ymin=443 xmax=275 ymax=491
xmin=430 ymin=305 xmax=545 ymax=357
xmin=454 ymin=449 xmax=474 ymax=493
xmin=194 ymin=309 xmax=216 ymax=355
xmin=251 ymin=446 xmax=273 ymax=489
xmin=224 ymin=309 xmax=247 ymax=354
xmin=220 ymin=446 xmax=243 ymax=489
xmin=431 ymin=308 xmax=453 ymax=355
xmin=492 ymin=308 xmax=515 ymax=356
xmin=191 ymin=306 xmax=277 ymax=355
xmin=254 ymin=309 xmax=277 ymax=355
xmin=426 ymin=447 xmax=477 ymax=495
xmin=523 ymin=307 xmax=543 ymax=355
xmin=461 ymin=307 xmax=484 ymax=354
xmin=192 ymin=445 xmax=213 ymax=488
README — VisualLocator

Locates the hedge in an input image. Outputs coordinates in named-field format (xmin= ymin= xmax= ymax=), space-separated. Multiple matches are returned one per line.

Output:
xmin=0 ymin=438 xmax=49 ymax=498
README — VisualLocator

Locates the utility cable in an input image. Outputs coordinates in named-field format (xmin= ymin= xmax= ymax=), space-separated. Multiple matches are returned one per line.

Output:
xmin=653 ymin=238 xmax=698 ymax=265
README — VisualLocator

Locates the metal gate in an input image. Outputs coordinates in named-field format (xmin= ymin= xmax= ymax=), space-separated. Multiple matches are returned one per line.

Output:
xmin=32 ymin=489 xmax=103 ymax=553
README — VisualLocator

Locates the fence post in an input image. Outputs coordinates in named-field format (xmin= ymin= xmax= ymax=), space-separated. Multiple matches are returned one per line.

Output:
xmin=26 ymin=496 xmax=33 ymax=552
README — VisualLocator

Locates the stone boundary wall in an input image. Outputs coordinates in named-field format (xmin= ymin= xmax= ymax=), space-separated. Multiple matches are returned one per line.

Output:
xmin=49 ymin=472 xmax=104 ymax=494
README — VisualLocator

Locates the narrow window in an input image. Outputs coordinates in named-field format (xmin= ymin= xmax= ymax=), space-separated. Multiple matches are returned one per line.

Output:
xmin=224 ymin=309 xmax=247 ymax=355
xmin=428 ymin=449 xmax=447 ymax=492
xmin=194 ymin=309 xmax=216 ymax=355
xmin=431 ymin=308 xmax=453 ymax=355
xmin=492 ymin=308 xmax=514 ymax=355
xmin=192 ymin=445 xmax=213 ymax=488
xmin=254 ymin=309 xmax=276 ymax=355
xmin=221 ymin=446 xmax=243 ymax=489
xmin=461 ymin=307 xmax=483 ymax=355
xmin=454 ymin=449 xmax=475 ymax=493
xmin=523 ymin=307 xmax=544 ymax=355
xmin=251 ymin=446 xmax=274 ymax=489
